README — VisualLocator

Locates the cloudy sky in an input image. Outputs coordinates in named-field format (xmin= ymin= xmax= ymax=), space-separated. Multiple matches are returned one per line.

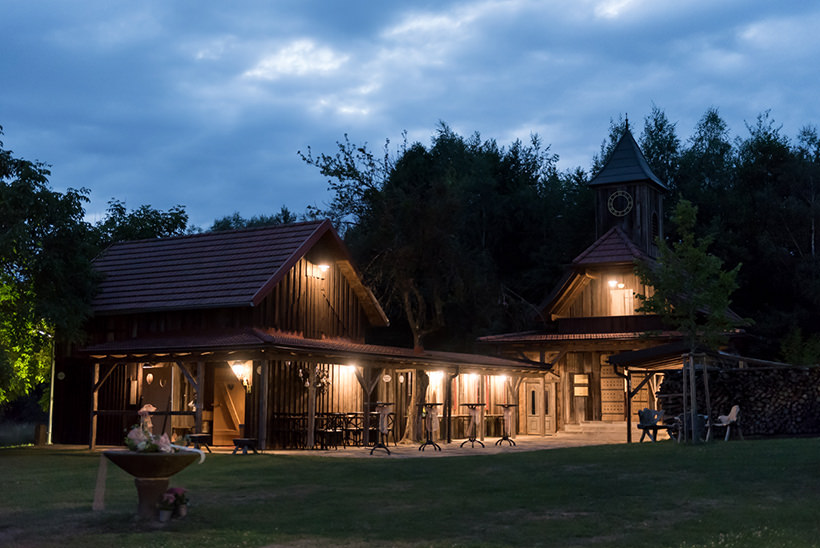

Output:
xmin=3 ymin=1 xmax=819 ymax=228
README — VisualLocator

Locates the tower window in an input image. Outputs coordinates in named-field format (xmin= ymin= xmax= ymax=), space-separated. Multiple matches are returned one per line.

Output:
xmin=651 ymin=212 xmax=659 ymax=240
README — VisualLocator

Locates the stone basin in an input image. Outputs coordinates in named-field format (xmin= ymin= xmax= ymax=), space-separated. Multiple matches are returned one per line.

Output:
xmin=104 ymin=450 xmax=199 ymax=520
xmin=104 ymin=450 xmax=199 ymax=478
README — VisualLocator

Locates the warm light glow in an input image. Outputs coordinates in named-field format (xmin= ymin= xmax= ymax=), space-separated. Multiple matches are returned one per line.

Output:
xmin=229 ymin=360 xmax=253 ymax=392
xmin=428 ymin=371 xmax=444 ymax=384
xmin=318 ymin=263 xmax=331 ymax=272
xmin=617 ymin=282 xmax=625 ymax=289
xmin=608 ymin=279 xmax=618 ymax=288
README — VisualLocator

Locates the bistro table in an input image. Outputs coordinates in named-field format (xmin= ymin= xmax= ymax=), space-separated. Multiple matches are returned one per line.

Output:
xmin=370 ymin=402 xmax=394 ymax=455
xmin=419 ymin=403 xmax=443 ymax=451
xmin=496 ymin=403 xmax=518 ymax=446
xmin=460 ymin=403 xmax=486 ymax=448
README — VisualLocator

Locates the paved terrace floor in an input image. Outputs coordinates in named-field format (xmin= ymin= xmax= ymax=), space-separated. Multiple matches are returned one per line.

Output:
xmin=54 ymin=426 xmax=663 ymax=458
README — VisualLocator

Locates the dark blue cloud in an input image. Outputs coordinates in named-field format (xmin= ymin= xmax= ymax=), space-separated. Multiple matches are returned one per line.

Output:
xmin=2 ymin=0 xmax=820 ymax=228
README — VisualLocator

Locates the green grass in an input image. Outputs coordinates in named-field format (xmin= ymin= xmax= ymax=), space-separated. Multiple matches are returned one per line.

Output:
xmin=2 ymin=438 xmax=819 ymax=547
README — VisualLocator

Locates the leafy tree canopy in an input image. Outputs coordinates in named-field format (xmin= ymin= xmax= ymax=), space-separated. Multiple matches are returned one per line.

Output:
xmin=93 ymin=198 xmax=190 ymax=249
xmin=210 ymin=205 xmax=300 ymax=232
xmin=636 ymin=199 xmax=743 ymax=351
xmin=0 ymin=126 xmax=98 ymax=405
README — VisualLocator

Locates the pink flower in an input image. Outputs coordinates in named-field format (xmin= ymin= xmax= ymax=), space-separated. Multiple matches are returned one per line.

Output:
xmin=157 ymin=433 xmax=172 ymax=453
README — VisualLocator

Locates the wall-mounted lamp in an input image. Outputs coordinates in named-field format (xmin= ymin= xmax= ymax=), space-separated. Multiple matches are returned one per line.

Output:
xmin=229 ymin=360 xmax=253 ymax=392
xmin=308 ymin=262 xmax=331 ymax=279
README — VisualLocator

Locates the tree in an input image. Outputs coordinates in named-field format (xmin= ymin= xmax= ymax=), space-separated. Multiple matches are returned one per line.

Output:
xmin=640 ymin=104 xmax=680 ymax=193
xmin=210 ymin=206 xmax=299 ymax=232
xmin=93 ymin=198 xmax=190 ymax=249
xmin=0 ymin=127 xmax=99 ymax=405
xmin=635 ymin=199 xmax=742 ymax=352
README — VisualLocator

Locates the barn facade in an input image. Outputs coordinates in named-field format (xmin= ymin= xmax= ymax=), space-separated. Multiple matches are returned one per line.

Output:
xmin=52 ymin=220 xmax=547 ymax=449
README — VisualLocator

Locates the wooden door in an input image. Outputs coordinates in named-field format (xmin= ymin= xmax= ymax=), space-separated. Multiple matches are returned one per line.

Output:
xmin=213 ymin=367 xmax=246 ymax=445
xmin=544 ymin=382 xmax=556 ymax=435
xmin=524 ymin=380 xmax=544 ymax=434
xmin=600 ymin=365 xmax=625 ymax=421
xmin=141 ymin=365 xmax=173 ymax=438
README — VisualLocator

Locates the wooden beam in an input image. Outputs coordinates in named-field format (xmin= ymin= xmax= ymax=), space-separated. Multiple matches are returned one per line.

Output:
xmin=174 ymin=361 xmax=199 ymax=392
xmin=93 ymin=363 xmax=117 ymax=392
xmin=307 ymin=365 xmax=316 ymax=449
xmin=258 ymin=360 xmax=269 ymax=450
xmin=89 ymin=363 xmax=99 ymax=450
xmin=195 ymin=362 xmax=204 ymax=433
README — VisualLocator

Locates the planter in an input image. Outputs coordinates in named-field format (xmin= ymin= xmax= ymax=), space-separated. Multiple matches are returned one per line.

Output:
xmin=104 ymin=451 xmax=198 ymax=520
xmin=175 ymin=504 xmax=188 ymax=518
xmin=158 ymin=509 xmax=173 ymax=523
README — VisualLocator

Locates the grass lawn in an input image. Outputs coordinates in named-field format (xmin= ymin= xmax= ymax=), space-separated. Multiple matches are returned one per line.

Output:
xmin=2 ymin=438 xmax=819 ymax=547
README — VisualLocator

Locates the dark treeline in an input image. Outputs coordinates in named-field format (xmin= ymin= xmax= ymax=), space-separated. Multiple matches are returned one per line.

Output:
xmin=3 ymin=106 xmax=820 ymax=408
xmin=302 ymin=109 xmax=820 ymax=363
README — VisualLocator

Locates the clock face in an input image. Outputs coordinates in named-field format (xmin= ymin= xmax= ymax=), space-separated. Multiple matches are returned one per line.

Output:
xmin=607 ymin=190 xmax=633 ymax=217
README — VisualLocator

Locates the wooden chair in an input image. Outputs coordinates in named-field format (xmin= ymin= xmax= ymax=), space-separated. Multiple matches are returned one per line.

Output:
xmin=637 ymin=408 xmax=673 ymax=442
xmin=709 ymin=405 xmax=743 ymax=441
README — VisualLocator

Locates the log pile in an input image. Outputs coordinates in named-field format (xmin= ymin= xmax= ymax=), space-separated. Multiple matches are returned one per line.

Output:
xmin=657 ymin=367 xmax=820 ymax=436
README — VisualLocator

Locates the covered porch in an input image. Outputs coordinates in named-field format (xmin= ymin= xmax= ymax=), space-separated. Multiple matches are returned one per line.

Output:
xmin=81 ymin=328 xmax=549 ymax=450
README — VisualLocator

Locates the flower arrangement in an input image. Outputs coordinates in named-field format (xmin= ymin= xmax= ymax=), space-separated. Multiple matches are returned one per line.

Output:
xmin=166 ymin=487 xmax=188 ymax=506
xmin=157 ymin=487 xmax=189 ymax=519
xmin=124 ymin=404 xmax=174 ymax=453
xmin=157 ymin=490 xmax=177 ymax=511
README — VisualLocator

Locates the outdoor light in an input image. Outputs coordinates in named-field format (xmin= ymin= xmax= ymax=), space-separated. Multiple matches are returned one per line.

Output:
xmin=617 ymin=282 xmax=625 ymax=289
xmin=428 ymin=371 xmax=444 ymax=384
xmin=608 ymin=279 xmax=618 ymax=288
xmin=318 ymin=263 xmax=330 ymax=273
xmin=229 ymin=360 xmax=253 ymax=392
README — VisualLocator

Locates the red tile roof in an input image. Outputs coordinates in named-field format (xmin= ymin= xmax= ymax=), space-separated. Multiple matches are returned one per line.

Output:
xmin=572 ymin=226 xmax=649 ymax=266
xmin=91 ymin=220 xmax=352 ymax=314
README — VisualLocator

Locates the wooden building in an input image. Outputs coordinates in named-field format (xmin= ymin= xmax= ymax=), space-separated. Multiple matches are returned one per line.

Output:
xmin=52 ymin=220 xmax=546 ymax=449
xmin=479 ymin=127 xmax=680 ymax=433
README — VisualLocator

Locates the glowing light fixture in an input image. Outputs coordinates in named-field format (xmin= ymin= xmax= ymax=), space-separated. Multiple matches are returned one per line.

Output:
xmin=608 ymin=279 xmax=618 ymax=288
xmin=318 ymin=263 xmax=330 ymax=273
xmin=229 ymin=360 xmax=253 ymax=392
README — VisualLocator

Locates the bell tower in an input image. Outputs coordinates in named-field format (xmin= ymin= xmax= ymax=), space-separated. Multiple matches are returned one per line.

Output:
xmin=588 ymin=125 xmax=668 ymax=258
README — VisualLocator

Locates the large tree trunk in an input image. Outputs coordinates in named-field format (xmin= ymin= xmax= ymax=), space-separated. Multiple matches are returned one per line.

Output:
xmin=399 ymin=369 xmax=429 ymax=444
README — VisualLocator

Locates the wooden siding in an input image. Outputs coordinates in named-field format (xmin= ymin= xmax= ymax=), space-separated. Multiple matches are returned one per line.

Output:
xmin=255 ymin=258 xmax=367 ymax=340
xmin=564 ymin=267 xmax=654 ymax=318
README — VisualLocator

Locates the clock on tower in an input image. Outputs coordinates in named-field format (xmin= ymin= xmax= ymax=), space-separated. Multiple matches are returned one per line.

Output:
xmin=588 ymin=127 xmax=667 ymax=258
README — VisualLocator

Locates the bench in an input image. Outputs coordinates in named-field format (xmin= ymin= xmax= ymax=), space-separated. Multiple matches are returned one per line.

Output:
xmin=186 ymin=433 xmax=212 ymax=453
xmin=232 ymin=437 xmax=258 ymax=455
xmin=637 ymin=408 xmax=674 ymax=442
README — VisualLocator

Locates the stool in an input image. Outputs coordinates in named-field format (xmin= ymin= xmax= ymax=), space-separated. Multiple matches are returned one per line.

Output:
xmin=186 ymin=433 xmax=212 ymax=453
xmin=232 ymin=438 xmax=258 ymax=455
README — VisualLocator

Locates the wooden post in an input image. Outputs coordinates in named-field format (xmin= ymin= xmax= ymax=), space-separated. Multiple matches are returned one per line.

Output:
xmin=307 ymin=365 xmax=316 ymax=449
xmin=89 ymin=362 xmax=100 ymax=450
xmin=195 ymin=362 xmax=204 ymax=433
xmin=681 ymin=359 xmax=689 ymax=443
xmin=688 ymin=354 xmax=698 ymax=443
xmin=445 ymin=372 xmax=454 ymax=444
xmin=627 ymin=372 xmax=633 ymax=443
xmin=479 ymin=374 xmax=486 ymax=441
xmin=703 ymin=357 xmax=712 ymax=442
xmin=257 ymin=360 xmax=269 ymax=450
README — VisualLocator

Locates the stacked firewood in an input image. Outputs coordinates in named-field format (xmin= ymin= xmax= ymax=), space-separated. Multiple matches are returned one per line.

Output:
xmin=657 ymin=367 xmax=820 ymax=436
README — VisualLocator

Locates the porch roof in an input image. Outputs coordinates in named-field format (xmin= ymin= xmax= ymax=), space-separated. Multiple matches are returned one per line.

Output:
xmin=81 ymin=328 xmax=547 ymax=374
xmin=477 ymin=329 xmax=680 ymax=344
